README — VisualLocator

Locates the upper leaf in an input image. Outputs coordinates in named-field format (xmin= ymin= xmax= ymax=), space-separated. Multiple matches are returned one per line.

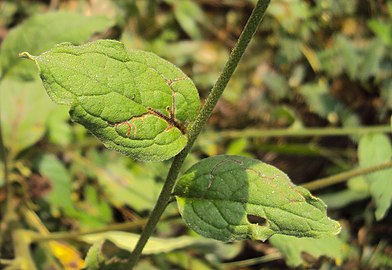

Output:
xmin=22 ymin=39 xmax=200 ymax=161
xmin=174 ymin=155 xmax=340 ymax=242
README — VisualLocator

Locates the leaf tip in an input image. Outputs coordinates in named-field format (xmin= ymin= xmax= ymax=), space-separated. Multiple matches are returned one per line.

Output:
xmin=332 ymin=219 xmax=342 ymax=235
xmin=18 ymin=51 xmax=35 ymax=61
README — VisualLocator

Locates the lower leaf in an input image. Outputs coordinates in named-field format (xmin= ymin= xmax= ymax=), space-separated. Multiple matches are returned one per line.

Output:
xmin=174 ymin=155 xmax=341 ymax=242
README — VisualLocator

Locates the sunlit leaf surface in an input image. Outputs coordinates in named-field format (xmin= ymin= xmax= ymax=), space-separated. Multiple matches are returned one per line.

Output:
xmin=174 ymin=155 xmax=341 ymax=242
xmin=22 ymin=40 xmax=200 ymax=161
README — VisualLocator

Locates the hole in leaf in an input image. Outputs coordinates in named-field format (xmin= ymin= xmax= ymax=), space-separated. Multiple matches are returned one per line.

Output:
xmin=246 ymin=214 xmax=267 ymax=226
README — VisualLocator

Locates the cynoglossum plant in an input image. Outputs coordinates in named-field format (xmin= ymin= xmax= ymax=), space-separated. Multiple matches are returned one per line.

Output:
xmin=19 ymin=0 xmax=341 ymax=268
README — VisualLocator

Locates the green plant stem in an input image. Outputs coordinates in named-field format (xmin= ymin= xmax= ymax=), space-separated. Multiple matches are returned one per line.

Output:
xmin=206 ymin=125 xmax=391 ymax=139
xmin=12 ymin=230 xmax=37 ymax=270
xmin=302 ymin=160 xmax=392 ymax=191
xmin=127 ymin=0 xmax=270 ymax=268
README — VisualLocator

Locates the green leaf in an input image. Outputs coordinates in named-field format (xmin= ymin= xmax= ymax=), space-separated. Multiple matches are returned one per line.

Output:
xmin=165 ymin=252 xmax=213 ymax=270
xmin=82 ymin=185 xmax=113 ymax=226
xmin=320 ymin=176 xmax=370 ymax=210
xmin=357 ymin=40 xmax=384 ymax=80
xmin=299 ymin=81 xmax=359 ymax=126
xmin=0 ymin=11 xmax=112 ymax=79
xmin=82 ymin=231 xmax=217 ymax=255
xmin=76 ymin=150 xmax=163 ymax=212
xmin=299 ymin=82 xmax=338 ymax=119
xmin=47 ymin=106 xmax=72 ymax=145
xmin=22 ymin=39 xmax=200 ymax=161
xmin=335 ymin=35 xmax=359 ymax=79
xmin=262 ymin=72 xmax=290 ymax=100
xmin=0 ymin=78 xmax=55 ymax=156
xmin=320 ymin=189 xmax=369 ymax=210
xmin=37 ymin=154 xmax=74 ymax=212
xmin=37 ymin=154 xmax=112 ymax=227
xmin=84 ymin=240 xmax=106 ymax=270
xmin=226 ymin=138 xmax=253 ymax=157
xmin=174 ymin=155 xmax=341 ymax=242
xmin=381 ymin=79 xmax=392 ymax=110
xmin=0 ymin=11 xmax=113 ymax=156
xmin=95 ymin=161 xmax=162 ymax=212
xmin=368 ymin=19 xmax=392 ymax=46
xmin=358 ymin=133 xmax=392 ymax=220
xmin=173 ymin=0 xmax=205 ymax=39
xmin=268 ymin=0 xmax=311 ymax=33
xmin=269 ymin=234 xmax=346 ymax=267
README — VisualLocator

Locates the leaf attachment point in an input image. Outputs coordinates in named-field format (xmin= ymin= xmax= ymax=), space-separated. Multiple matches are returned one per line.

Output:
xmin=18 ymin=52 xmax=35 ymax=61
xmin=174 ymin=155 xmax=341 ymax=242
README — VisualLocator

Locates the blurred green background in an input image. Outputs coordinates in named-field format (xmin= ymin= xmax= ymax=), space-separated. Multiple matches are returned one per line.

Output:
xmin=0 ymin=0 xmax=391 ymax=269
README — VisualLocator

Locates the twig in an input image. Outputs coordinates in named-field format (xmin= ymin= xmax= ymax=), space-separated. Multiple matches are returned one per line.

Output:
xmin=205 ymin=125 xmax=391 ymax=139
xmin=302 ymin=160 xmax=392 ymax=191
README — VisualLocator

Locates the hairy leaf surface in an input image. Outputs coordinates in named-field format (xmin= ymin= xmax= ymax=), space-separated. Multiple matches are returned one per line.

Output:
xmin=22 ymin=39 xmax=200 ymax=161
xmin=174 ymin=155 xmax=341 ymax=242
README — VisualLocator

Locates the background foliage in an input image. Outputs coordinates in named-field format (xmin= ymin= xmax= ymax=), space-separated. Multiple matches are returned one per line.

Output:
xmin=0 ymin=0 xmax=391 ymax=269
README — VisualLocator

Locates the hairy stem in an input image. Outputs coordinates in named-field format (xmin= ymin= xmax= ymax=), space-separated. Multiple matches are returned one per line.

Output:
xmin=302 ymin=160 xmax=392 ymax=191
xmin=206 ymin=125 xmax=391 ymax=139
xmin=127 ymin=0 xmax=271 ymax=268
